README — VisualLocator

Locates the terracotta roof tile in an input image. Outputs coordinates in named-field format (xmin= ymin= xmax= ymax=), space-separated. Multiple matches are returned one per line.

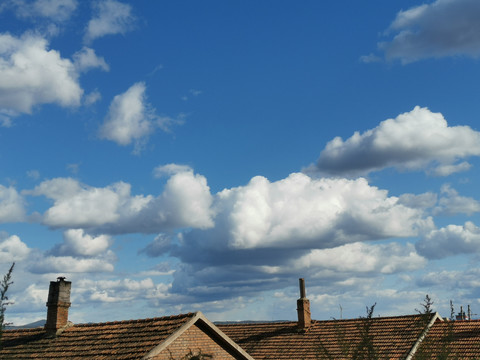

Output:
xmin=414 ymin=319 xmax=480 ymax=359
xmin=1 ymin=312 xmax=196 ymax=359
xmin=219 ymin=314 xmax=435 ymax=360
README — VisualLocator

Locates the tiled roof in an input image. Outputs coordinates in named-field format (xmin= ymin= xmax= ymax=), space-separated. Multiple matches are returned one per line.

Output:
xmin=414 ymin=319 xmax=480 ymax=359
xmin=1 ymin=312 xmax=195 ymax=359
xmin=219 ymin=314 xmax=437 ymax=360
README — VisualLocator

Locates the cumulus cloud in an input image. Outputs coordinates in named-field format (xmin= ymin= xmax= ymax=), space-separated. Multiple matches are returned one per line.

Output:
xmin=0 ymin=32 xmax=83 ymax=118
xmin=0 ymin=185 xmax=26 ymax=222
xmin=209 ymin=173 xmax=430 ymax=250
xmin=434 ymin=184 xmax=480 ymax=216
xmin=6 ymin=0 xmax=77 ymax=22
xmin=136 ymin=172 xmax=432 ymax=302
xmin=380 ymin=0 xmax=480 ymax=63
xmin=27 ymin=169 xmax=214 ymax=232
xmin=51 ymin=229 xmax=111 ymax=257
xmin=84 ymin=0 xmax=135 ymax=43
xmin=27 ymin=178 xmax=137 ymax=228
xmin=416 ymin=221 xmax=480 ymax=259
xmin=99 ymin=82 xmax=177 ymax=152
xmin=312 ymin=106 xmax=480 ymax=177
xmin=0 ymin=233 xmax=30 ymax=262
xmin=73 ymin=47 xmax=109 ymax=72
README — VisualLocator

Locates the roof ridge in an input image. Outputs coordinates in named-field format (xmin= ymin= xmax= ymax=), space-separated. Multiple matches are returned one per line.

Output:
xmin=74 ymin=312 xmax=196 ymax=327
xmin=220 ymin=313 xmax=431 ymax=327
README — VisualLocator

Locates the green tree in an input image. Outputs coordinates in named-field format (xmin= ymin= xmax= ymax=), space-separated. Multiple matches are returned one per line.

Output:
xmin=0 ymin=262 xmax=15 ymax=349
xmin=351 ymin=303 xmax=378 ymax=360
xmin=317 ymin=303 xmax=383 ymax=360
xmin=416 ymin=294 xmax=434 ymax=315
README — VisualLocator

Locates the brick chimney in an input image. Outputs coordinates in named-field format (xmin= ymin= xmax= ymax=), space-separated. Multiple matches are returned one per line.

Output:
xmin=297 ymin=278 xmax=311 ymax=330
xmin=45 ymin=277 xmax=71 ymax=335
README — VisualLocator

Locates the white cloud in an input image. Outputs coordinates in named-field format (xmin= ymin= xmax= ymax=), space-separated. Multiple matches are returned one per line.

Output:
xmin=153 ymin=164 xmax=193 ymax=178
xmin=417 ymin=221 xmax=480 ymax=259
xmin=8 ymin=0 xmax=77 ymax=22
xmin=84 ymin=0 xmax=135 ymax=43
xmin=359 ymin=53 xmax=382 ymax=63
xmin=98 ymin=82 xmax=155 ymax=150
xmin=430 ymin=161 xmax=472 ymax=177
xmin=213 ymin=173 xmax=429 ymax=250
xmin=0 ymin=185 xmax=25 ymax=222
xmin=73 ymin=47 xmax=109 ymax=72
xmin=0 ymin=33 xmax=83 ymax=117
xmin=29 ymin=253 xmax=115 ymax=273
xmin=295 ymin=242 xmax=425 ymax=275
xmin=28 ymin=177 xmax=149 ymax=228
xmin=380 ymin=0 xmax=480 ymax=63
xmin=84 ymin=90 xmax=101 ymax=106
xmin=312 ymin=106 xmax=480 ymax=177
xmin=28 ymin=168 xmax=214 ymax=232
xmin=52 ymin=229 xmax=111 ymax=257
xmin=434 ymin=184 xmax=480 ymax=216
xmin=76 ymin=277 xmax=169 ymax=303
xmin=155 ymin=171 xmax=435 ymax=303
xmin=0 ymin=233 xmax=30 ymax=262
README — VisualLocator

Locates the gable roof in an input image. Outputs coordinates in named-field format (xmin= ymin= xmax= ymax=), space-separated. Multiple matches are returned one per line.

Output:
xmin=413 ymin=318 xmax=480 ymax=359
xmin=219 ymin=313 xmax=440 ymax=360
xmin=2 ymin=311 xmax=253 ymax=360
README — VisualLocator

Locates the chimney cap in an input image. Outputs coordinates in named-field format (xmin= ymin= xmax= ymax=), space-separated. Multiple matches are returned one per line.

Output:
xmin=57 ymin=276 xmax=66 ymax=282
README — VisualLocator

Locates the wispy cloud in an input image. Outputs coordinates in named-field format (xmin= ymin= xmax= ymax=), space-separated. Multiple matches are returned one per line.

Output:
xmin=5 ymin=0 xmax=78 ymax=22
xmin=84 ymin=0 xmax=135 ymax=43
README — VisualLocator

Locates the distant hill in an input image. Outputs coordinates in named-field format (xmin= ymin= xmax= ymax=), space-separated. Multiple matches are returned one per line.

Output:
xmin=6 ymin=320 xmax=45 ymax=330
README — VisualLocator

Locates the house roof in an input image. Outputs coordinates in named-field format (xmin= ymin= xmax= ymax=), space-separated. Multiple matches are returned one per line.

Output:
xmin=218 ymin=313 xmax=439 ymax=360
xmin=413 ymin=318 xmax=480 ymax=359
xmin=1 ymin=311 xmax=254 ymax=360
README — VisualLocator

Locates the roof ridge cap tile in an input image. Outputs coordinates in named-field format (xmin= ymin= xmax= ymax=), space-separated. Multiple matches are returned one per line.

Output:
xmin=74 ymin=312 xmax=196 ymax=327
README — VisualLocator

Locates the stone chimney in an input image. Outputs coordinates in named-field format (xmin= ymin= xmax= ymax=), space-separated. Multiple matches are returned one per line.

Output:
xmin=45 ymin=277 xmax=71 ymax=335
xmin=297 ymin=278 xmax=311 ymax=330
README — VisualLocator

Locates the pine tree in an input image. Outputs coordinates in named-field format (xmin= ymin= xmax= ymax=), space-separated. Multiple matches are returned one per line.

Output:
xmin=0 ymin=262 xmax=15 ymax=349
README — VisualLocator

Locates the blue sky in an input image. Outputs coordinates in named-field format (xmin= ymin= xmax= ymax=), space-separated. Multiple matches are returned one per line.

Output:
xmin=2 ymin=0 xmax=480 ymax=325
